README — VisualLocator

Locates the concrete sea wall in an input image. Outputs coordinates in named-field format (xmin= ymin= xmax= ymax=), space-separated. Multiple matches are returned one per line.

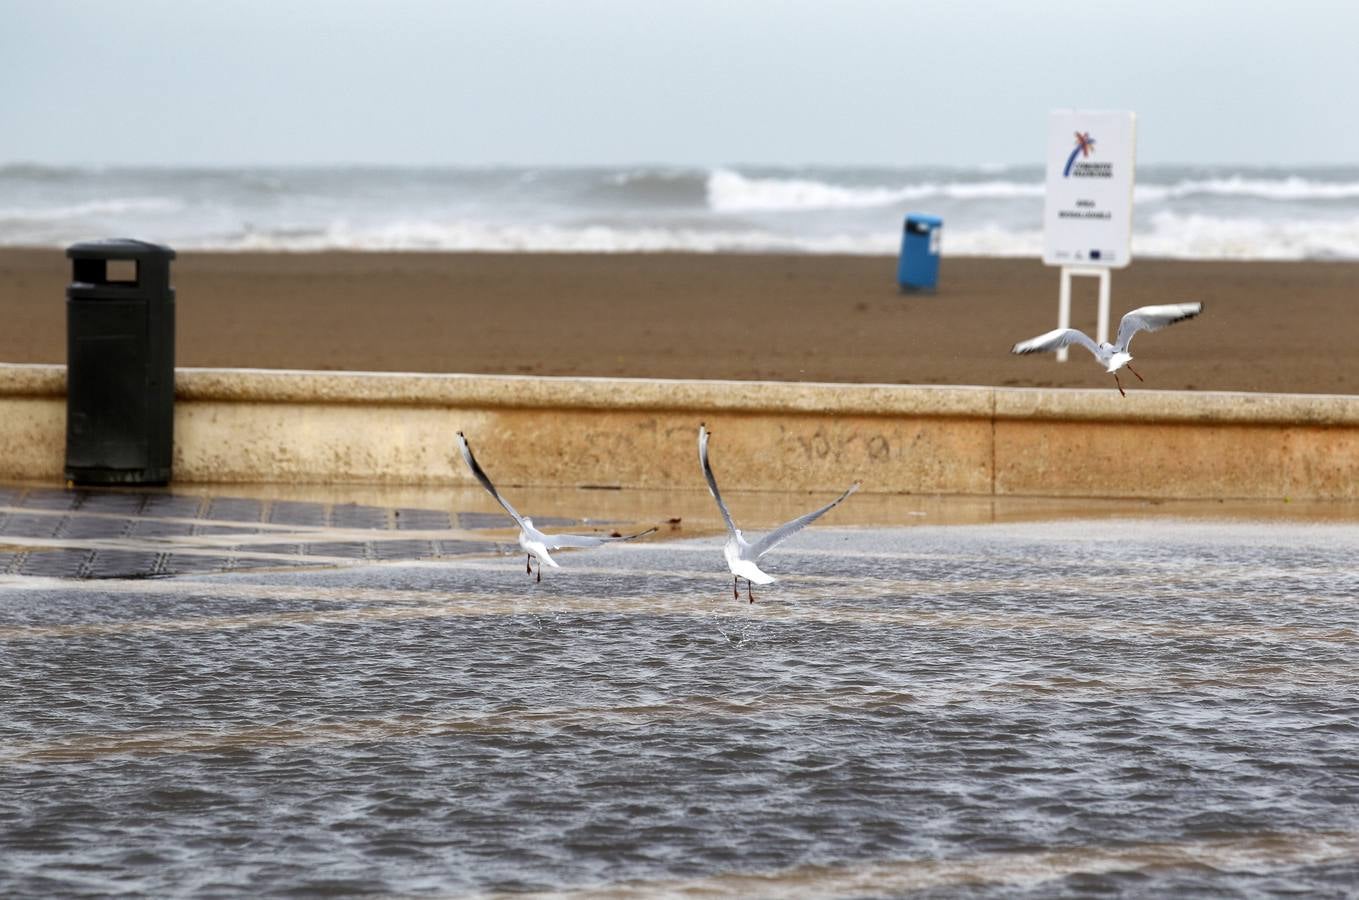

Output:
xmin=2 ymin=364 xmax=1356 ymax=500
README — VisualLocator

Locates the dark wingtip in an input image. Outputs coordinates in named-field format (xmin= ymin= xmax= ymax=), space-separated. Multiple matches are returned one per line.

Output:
xmin=1177 ymin=302 xmax=1204 ymax=321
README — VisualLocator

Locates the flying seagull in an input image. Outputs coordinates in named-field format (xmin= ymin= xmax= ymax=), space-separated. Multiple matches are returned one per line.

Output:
xmin=456 ymin=432 xmax=656 ymax=580
xmin=698 ymin=424 xmax=859 ymax=603
xmin=1011 ymin=302 xmax=1204 ymax=396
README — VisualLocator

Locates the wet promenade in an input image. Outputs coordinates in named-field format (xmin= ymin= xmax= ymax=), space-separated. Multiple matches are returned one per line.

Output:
xmin=2 ymin=484 xmax=1357 ymax=896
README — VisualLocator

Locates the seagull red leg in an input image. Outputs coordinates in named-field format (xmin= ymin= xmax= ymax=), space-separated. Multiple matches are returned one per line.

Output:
xmin=733 ymin=576 xmax=739 ymax=600
xmin=527 ymin=554 xmax=532 ymax=574
xmin=1127 ymin=363 xmax=1145 ymax=382
xmin=1114 ymin=373 xmax=1126 ymax=397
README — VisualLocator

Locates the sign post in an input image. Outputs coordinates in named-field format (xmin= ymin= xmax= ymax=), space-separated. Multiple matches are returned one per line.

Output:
xmin=1042 ymin=110 xmax=1136 ymax=360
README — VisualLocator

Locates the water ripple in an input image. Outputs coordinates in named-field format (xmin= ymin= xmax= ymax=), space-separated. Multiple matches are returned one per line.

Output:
xmin=2 ymin=520 xmax=1357 ymax=896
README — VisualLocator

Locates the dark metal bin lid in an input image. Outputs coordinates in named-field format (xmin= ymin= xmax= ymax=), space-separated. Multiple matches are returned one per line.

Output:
xmin=66 ymin=238 xmax=176 ymax=261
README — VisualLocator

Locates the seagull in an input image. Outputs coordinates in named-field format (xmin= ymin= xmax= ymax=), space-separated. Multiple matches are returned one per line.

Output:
xmin=1010 ymin=302 xmax=1204 ymax=396
xmin=456 ymin=432 xmax=656 ymax=580
xmin=698 ymin=424 xmax=859 ymax=603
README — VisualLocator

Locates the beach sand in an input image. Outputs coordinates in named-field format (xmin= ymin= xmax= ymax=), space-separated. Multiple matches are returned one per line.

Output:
xmin=0 ymin=249 xmax=1353 ymax=394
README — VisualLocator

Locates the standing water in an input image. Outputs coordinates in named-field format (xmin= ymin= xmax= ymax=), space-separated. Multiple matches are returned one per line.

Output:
xmin=2 ymin=507 xmax=1357 ymax=896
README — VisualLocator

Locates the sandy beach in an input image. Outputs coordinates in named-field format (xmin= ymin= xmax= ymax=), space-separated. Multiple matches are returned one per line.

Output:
xmin=0 ymin=249 xmax=1354 ymax=394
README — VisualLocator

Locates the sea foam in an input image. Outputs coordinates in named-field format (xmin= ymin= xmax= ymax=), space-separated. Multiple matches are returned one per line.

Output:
xmin=3 ymin=163 xmax=1359 ymax=259
xmin=706 ymin=169 xmax=1044 ymax=211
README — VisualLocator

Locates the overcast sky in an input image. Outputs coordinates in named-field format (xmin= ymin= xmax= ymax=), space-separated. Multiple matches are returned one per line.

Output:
xmin=3 ymin=0 xmax=1356 ymax=167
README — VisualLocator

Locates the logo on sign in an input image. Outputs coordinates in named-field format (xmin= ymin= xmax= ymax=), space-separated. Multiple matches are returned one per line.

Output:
xmin=1062 ymin=131 xmax=1111 ymax=179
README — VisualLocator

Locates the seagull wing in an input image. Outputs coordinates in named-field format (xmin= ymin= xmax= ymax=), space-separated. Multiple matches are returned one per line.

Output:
xmin=1011 ymin=328 xmax=1102 ymax=360
xmin=546 ymin=527 xmax=658 ymax=550
xmin=455 ymin=432 xmax=526 ymax=528
xmin=1114 ymin=302 xmax=1204 ymax=352
xmin=698 ymin=425 xmax=739 ymax=537
xmin=748 ymin=482 xmax=860 ymax=560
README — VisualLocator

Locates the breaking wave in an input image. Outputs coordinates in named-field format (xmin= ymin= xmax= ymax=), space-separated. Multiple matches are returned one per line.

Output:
xmin=3 ymin=163 xmax=1359 ymax=259
xmin=706 ymin=169 xmax=1044 ymax=211
xmin=0 ymin=197 xmax=183 ymax=223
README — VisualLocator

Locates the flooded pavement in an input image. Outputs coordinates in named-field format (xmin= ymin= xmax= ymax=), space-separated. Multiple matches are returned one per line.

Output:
xmin=2 ymin=485 xmax=1358 ymax=897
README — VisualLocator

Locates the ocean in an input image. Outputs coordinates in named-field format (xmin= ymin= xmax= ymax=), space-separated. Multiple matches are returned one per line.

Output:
xmin=3 ymin=163 xmax=1359 ymax=259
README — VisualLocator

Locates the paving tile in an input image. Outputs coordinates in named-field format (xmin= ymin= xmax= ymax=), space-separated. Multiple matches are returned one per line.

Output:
xmin=0 ymin=485 xmax=549 ymax=580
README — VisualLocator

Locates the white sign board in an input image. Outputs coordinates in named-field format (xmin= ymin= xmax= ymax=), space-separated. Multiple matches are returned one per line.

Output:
xmin=1042 ymin=109 xmax=1136 ymax=268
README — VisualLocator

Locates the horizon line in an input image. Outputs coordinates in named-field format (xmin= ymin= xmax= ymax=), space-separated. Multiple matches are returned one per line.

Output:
xmin=4 ymin=159 xmax=1357 ymax=171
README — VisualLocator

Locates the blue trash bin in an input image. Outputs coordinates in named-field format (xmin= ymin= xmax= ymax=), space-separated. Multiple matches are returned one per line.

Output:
xmin=897 ymin=214 xmax=942 ymax=292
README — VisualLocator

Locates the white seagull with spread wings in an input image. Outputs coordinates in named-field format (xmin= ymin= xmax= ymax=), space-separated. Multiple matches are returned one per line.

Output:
xmin=456 ymin=432 xmax=656 ymax=581
xmin=698 ymin=424 xmax=859 ymax=603
xmin=1011 ymin=302 xmax=1204 ymax=396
